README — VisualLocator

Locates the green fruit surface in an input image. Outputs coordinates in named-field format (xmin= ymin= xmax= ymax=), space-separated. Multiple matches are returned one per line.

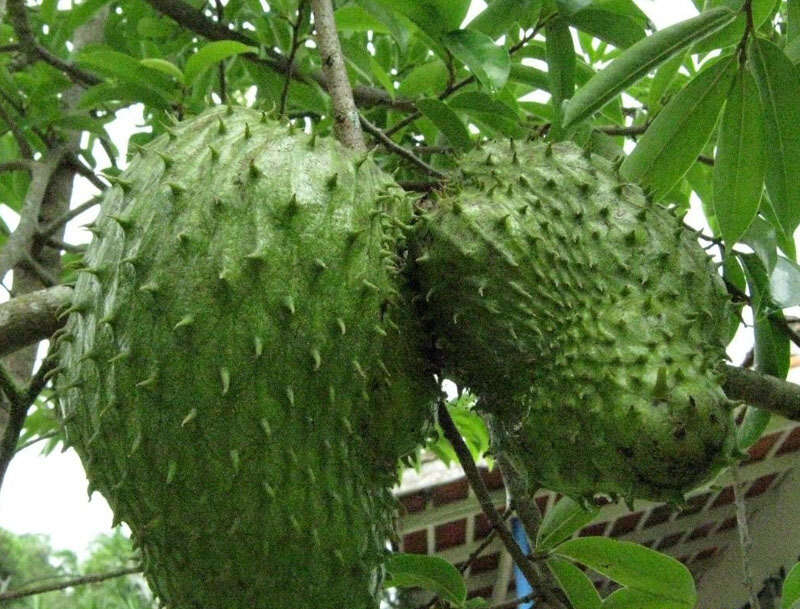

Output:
xmin=56 ymin=106 xmax=436 ymax=609
xmin=410 ymin=140 xmax=737 ymax=503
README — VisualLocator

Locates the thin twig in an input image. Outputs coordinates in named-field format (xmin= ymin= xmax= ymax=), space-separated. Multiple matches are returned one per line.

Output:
xmin=44 ymin=236 xmax=86 ymax=254
xmin=360 ymin=115 xmax=447 ymax=179
xmin=65 ymin=153 xmax=109 ymax=192
xmin=732 ymin=465 xmax=761 ymax=609
xmin=6 ymin=0 xmax=100 ymax=87
xmin=490 ymin=591 xmax=541 ymax=609
xmin=397 ymin=181 xmax=442 ymax=192
xmin=311 ymin=0 xmax=365 ymax=150
xmin=386 ymin=24 xmax=545 ymax=138
xmin=0 ymin=101 xmax=32 ymax=158
xmin=26 ymin=351 xmax=58 ymax=404
xmin=0 ymin=371 xmax=27 ymax=491
xmin=39 ymin=195 xmax=102 ymax=240
xmin=0 ymin=566 xmax=142 ymax=601
xmin=15 ymin=430 xmax=57 ymax=454
xmin=437 ymin=401 xmax=566 ymax=609
xmin=0 ymin=364 xmax=23 ymax=404
xmin=599 ymin=124 xmax=648 ymax=136
xmin=19 ymin=251 xmax=59 ymax=287
xmin=0 ymin=159 xmax=34 ymax=173
xmin=279 ymin=0 xmax=309 ymax=117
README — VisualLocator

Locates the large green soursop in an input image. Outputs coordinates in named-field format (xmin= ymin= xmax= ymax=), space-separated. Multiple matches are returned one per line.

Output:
xmin=55 ymin=106 xmax=437 ymax=609
xmin=410 ymin=140 xmax=737 ymax=503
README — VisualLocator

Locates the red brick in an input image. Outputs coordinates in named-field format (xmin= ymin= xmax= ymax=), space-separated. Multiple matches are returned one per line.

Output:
xmin=435 ymin=518 xmax=466 ymax=551
xmin=402 ymin=530 xmax=427 ymax=554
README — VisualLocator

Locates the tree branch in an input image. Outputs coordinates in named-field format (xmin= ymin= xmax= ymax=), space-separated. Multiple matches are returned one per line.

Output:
xmin=437 ymin=401 xmax=566 ymax=609
xmin=732 ymin=464 xmax=761 ymax=609
xmin=38 ymin=195 xmax=101 ymax=240
xmin=0 ymin=146 xmax=67 ymax=280
xmin=0 ymin=285 xmax=71 ymax=359
xmin=6 ymin=0 xmax=100 ymax=87
xmin=0 ymin=566 xmax=142 ymax=601
xmin=0 ymin=369 xmax=29 ymax=490
xmin=311 ymin=0 xmax=365 ymax=151
xmin=141 ymin=0 xmax=413 ymax=111
xmin=723 ymin=364 xmax=800 ymax=421
xmin=0 ymin=159 xmax=33 ymax=173
xmin=0 ymin=101 xmax=32 ymax=159
xmin=360 ymin=115 xmax=447 ymax=179
xmin=279 ymin=0 xmax=309 ymax=117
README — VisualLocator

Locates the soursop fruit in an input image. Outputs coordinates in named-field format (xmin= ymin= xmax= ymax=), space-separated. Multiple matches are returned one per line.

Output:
xmin=409 ymin=140 xmax=737 ymax=503
xmin=55 ymin=106 xmax=437 ymax=609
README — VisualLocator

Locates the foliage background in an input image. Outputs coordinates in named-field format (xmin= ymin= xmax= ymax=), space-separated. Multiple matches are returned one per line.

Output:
xmin=2 ymin=0 xmax=800 ymax=607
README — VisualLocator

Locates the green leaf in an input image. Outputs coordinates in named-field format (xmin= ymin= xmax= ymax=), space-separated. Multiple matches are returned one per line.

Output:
xmin=546 ymin=15 xmax=575 ymax=136
xmin=76 ymin=48 xmax=176 ymax=98
xmin=769 ymin=256 xmax=800 ymax=308
xmin=621 ymin=57 xmax=736 ymax=200
xmin=184 ymin=41 xmax=257 ymax=85
xmin=370 ymin=0 xmax=469 ymax=40
xmin=368 ymin=56 xmax=395 ymax=99
xmin=790 ymin=0 xmax=800 ymax=41
xmin=741 ymin=253 xmax=790 ymax=379
xmin=397 ymin=60 xmax=448 ymax=97
xmin=554 ymin=538 xmax=696 ymax=608
xmin=467 ymin=0 xmax=542 ymax=40
xmin=737 ymin=406 xmax=771 ymax=450
xmin=749 ymin=37 xmax=800 ymax=235
xmin=536 ymin=496 xmax=598 ymax=551
xmin=77 ymin=81 xmax=172 ymax=110
xmin=713 ymin=68 xmax=765 ymax=247
xmin=509 ymin=63 xmax=551 ymax=91
xmin=563 ymin=7 xmax=737 ymax=127
xmin=742 ymin=216 xmax=777 ymax=272
xmin=602 ymin=587 xmax=694 ymax=609
xmin=448 ymin=91 xmax=526 ymax=138
xmin=547 ymin=557 xmax=602 ymax=609
xmin=417 ymin=98 xmax=473 ymax=150
xmin=139 ymin=58 xmax=185 ymax=83
xmin=568 ymin=8 xmax=645 ymax=49
xmin=335 ymin=5 xmax=390 ymax=33
xmin=443 ymin=30 xmax=510 ymax=91
xmin=356 ymin=0 xmax=411 ymax=51
xmin=648 ymin=50 xmax=687 ymax=111
xmin=384 ymin=553 xmax=467 ymax=606
xmin=782 ymin=561 xmax=800 ymax=609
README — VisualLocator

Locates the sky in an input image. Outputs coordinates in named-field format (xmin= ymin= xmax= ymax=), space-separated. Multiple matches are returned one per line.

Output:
xmin=1 ymin=1 xmax=706 ymax=558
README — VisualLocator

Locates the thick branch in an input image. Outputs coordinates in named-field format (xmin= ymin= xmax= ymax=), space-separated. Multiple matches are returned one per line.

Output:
xmin=723 ymin=365 xmax=800 ymax=421
xmin=0 ymin=566 xmax=142 ymax=601
xmin=311 ymin=0 xmax=364 ymax=151
xmin=0 ymin=286 xmax=71 ymax=358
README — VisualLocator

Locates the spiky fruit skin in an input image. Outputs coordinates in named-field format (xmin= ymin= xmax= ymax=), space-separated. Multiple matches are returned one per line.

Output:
xmin=56 ymin=106 xmax=436 ymax=609
xmin=410 ymin=140 xmax=736 ymax=503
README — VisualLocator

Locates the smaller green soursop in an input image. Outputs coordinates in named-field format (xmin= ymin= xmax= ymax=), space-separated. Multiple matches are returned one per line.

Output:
xmin=55 ymin=106 xmax=437 ymax=609
xmin=410 ymin=140 xmax=737 ymax=503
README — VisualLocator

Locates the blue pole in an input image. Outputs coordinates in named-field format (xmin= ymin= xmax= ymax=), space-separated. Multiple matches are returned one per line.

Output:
xmin=511 ymin=517 xmax=535 ymax=608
